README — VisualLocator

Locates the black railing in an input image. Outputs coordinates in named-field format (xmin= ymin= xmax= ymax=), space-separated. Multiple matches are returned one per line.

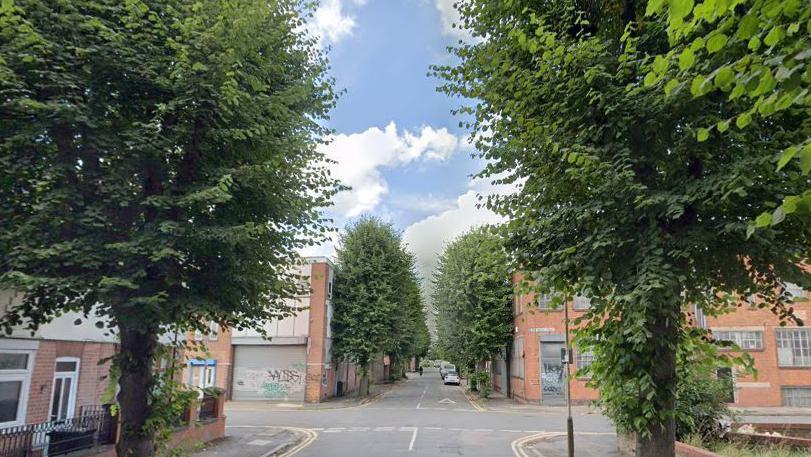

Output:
xmin=0 ymin=406 xmax=114 ymax=457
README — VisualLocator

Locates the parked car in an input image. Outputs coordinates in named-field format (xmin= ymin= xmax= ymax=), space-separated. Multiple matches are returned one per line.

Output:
xmin=440 ymin=363 xmax=456 ymax=379
xmin=443 ymin=370 xmax=460 ymax=385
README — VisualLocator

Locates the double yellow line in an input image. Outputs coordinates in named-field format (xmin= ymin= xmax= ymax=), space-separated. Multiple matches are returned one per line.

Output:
xmin=271 ymin=427 xmax=318 ymax=457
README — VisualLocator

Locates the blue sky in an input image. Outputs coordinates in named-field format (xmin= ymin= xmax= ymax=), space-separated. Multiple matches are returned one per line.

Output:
xmin=302 ymin=0 xmax=504 ymax=282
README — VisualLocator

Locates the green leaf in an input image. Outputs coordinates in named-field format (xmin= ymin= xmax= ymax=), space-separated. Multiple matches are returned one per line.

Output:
xmin=764 ymin=27 xmax=785 ymax=47
xmin=706 ymin=33 xmax=728 ymax=53
xmin=678 ymin=48 xmax=695 ymax=70
xmin=771 ymin=206 xmax=786 ymax=226
xmin=714 ymin=67 xmax=735 ymax=88
xmin=653 ymin=55 xmax=668 ymax=74
xmin=754 ymin=212 xmax=772 ymax=227
xmin=748 ymin=36 xmax=761 ymax=50
xmin=800 ymin=145 xmax=811 ymax=175
xmin=644 ymin=72 xmax=658 ymax=87
xmin=664 ymin=79 xmax=680 ymax=96
xmin=690 ymin=76 xmax=707 ymax=97
xmin=777 ymin=146 xmax=799 ymax=170
xmin=736 ymin=112 xmax=752 ymax=129
xmin=737 ymin=15 xmax=759 ymax=39
xmin=716 ymin=120 xmax=730 ymax=132
xmin=671 ymin=0 xmax=695 ymax=20
xmin=697 ymin=128 xmax=710 ymax=142
xmin=645 ymin=0 xmax=665 ymax=16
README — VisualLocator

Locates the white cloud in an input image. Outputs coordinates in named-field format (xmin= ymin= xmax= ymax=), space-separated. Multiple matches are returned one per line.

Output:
xmin=320 ymin=121 xmax=470 ymax=218
xmin=402 ymin=189 xmax=505 ymax=285
xmin=309 ymin=0 xmax=357 ymax=45
xmin=435 ymin=0 xmax=470 ymax=40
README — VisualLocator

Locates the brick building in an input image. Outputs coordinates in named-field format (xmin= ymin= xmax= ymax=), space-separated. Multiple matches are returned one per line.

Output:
xmin=497 ymin=275 xmax=811 ymax=408
xmin=0 ymin=290 xmax=117 ymax=428
xmin=225 ymin=257 xmax=379 ymax=403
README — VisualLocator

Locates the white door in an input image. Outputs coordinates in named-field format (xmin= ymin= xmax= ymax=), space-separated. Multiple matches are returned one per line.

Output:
xmin=50 ymin=357 xmax=79 ymax=421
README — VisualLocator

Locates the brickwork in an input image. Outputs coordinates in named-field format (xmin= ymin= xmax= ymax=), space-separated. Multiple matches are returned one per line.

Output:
xmin=507 ymin=273 xmax=811 ymax=407
xmin=181 ymin=327 xmax=233 ymax=394
xmin=305 ymin=261 xmax=330 ymax=403
xmin=25 ymin=340 xmax=116 ymax=424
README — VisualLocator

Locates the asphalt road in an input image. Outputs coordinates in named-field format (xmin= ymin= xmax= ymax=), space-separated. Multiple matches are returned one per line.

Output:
xmin=223 ymin=368 xmax=615 ymax=456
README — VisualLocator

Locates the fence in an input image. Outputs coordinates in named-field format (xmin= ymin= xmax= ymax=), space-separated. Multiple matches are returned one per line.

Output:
xmin=0 ymin=406 xmax=115 ymax=457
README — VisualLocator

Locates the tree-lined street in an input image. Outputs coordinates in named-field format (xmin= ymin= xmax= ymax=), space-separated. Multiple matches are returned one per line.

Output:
xmin=222 ymin=368 xmax=614 ymax=457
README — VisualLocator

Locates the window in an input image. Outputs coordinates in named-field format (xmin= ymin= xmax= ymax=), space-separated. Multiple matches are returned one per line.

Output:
xmin=776 ymin=329 xmax=811 ymax=367
xmin=208 ymin=322 xmax=218 ymax=341
xmin=713 ymin=330 xmax=764 ymax=350
xmin=0 ymin=351 xmax=33 ymax=427
xmin=575 ymin=349 xmax=594 ymax=379
xmin=785 ymin=282 xmax=806 ymax=301
xmin=573 ymin=295 xmax=591 ymax=310
xmin=538 ymin=294 xmax=553 ymax=310
xmin=510 ymin=338 xmax=524 ymax=378
xmin=50 ymin=357 xmax=79 ymax=421
xmin=188 ymin=359 xmax=216 ymax=388
xmin=782 ymin=387 xmax=811 ymax=407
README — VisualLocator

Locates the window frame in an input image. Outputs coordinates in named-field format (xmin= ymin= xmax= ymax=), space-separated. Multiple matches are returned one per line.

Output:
xmin=49 ymin=356 xmax=80 ymax=422
xmin=713 ymin=329 xmax=764 ymax=351
xmin=572 ymin=295 xmax=591 ymax=310
xmin=782 ymin=386 xmax=811 ymax=407
xmin=776 ymin=328 xmax=811 ymax=367
xmin=575 ymin=348 xmax=594 ymax=379
xmin=0 ymin=349 xmax=35 ymax=428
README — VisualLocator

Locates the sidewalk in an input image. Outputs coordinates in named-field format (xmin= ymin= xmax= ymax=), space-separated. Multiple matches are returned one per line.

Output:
xmin=192 ymin=426 xmax=314 ymax=457
xmin=474 ymin=391 xmax=603 ymax=416
xmin=522 ymin=433 xmax=619 ymax=457
xmin=224 ymin=380 xmax=402 ymax=412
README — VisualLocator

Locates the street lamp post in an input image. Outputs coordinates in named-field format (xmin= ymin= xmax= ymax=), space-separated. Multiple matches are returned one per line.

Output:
xmin=563 ymin=300 xmax=575 ymax=457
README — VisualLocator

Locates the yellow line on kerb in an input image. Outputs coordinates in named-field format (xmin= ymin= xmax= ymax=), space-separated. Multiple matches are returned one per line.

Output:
xmin=274 ymin=427 xmax=318 ymax=457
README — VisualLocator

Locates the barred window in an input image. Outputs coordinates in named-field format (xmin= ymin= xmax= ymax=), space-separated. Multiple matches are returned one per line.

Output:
xmin=782 ymin=387 xmax=811 ymax=407
xmin=575 ymin=349 xmax=594 ymax=379
xmin=776 ymin=329 xmax=811 ymax=367
xmin=713 ymin=330 xmax=763 ymax=350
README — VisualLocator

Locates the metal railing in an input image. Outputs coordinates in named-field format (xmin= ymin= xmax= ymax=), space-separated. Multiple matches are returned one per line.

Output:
xmin=0 ymin=406 xmax=114 ymax=457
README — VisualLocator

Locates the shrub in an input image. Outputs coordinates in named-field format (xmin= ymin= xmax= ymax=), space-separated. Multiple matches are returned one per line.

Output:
xmin=675 ymin=363 xmax=735 ymax=441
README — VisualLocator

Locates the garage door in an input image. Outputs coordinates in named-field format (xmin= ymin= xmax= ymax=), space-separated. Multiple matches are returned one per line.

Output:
xmin=232 ymin=345 xmax=307 ymax=401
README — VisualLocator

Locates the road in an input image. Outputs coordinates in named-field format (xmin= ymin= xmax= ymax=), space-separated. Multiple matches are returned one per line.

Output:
xmin=223 ymin=368 xmax=615 ymax=456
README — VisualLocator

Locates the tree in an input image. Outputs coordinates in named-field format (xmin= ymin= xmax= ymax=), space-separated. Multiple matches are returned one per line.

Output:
xmin=432 ymin=229 xmax=513 ymax=378
xmin=644 ymin=0 xmax=811 ymax=227
xmin=331 ymin=217 xmax=427 ymax=392
xmin=434 ymin=1 xmax=809 ymax=455
xmin=0 ymin=2 xmax=338 ymax=456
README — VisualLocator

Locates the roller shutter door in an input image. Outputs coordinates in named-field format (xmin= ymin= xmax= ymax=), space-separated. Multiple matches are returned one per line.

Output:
xmin=231 ymin=345 xmax=307 ymax=401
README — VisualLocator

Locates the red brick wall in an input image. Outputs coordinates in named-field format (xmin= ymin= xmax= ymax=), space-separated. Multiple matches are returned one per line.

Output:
xmin=26 ymin=341 xmax=116 ymax=424
xmin=305 ymin=262 xmax=330 ymax=403
xmin=509 ymin=273 xmax=811 ymax=407
xmin=182 ymin=327 xmax=233 ymax=394
xmin=704 ymin=298 xmax=811 ymax=407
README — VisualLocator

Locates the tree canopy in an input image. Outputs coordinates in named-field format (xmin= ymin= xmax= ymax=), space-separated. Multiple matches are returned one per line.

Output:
xmin=0 ymin=1 xmax=338 ymax=455
xmin=331 ymin=216 xmax=428 ymax=389
xmin=434 ymin=0 xmax=810 ymax=455
xmin=433 ymin=228 xmax=513 ymax=373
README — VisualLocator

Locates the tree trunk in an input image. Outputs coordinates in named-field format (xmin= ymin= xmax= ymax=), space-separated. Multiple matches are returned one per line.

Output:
xmin=116 ymin=326 xmax=158 ymax=457
xmin=635 ymin=306 xmax=678 ymax=457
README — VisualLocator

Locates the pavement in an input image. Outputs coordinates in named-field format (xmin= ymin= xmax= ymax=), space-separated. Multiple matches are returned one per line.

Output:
xmin=519 ymin=433 xmax=618 ymax=457
xmin=210 ymin=367 xmax=615 ymax=457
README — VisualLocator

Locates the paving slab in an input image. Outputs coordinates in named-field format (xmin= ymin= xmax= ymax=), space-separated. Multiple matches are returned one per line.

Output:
xmin=192 ymin=426 xmax=304 ymax=457
xmin=529 ymin=433 xmax=619 ymax=457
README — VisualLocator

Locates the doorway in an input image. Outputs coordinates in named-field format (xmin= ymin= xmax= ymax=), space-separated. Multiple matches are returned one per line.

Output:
xmin=540 ymin=340 xmax=565 ymax=405
xmin=50 ymin=357 xmax=79 ymax=421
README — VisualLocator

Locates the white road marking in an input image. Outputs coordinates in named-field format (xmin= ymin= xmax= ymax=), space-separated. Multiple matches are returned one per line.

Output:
xmin=374 ymin=426 xmax=395 ymax=431
xmin=448 ymin=428 xmax=468 ymax=432
xmin=416 ymin=386 xmax=428 ymax=409
xmin=424 ymin=427 xmax=442 ymax=430
xmin=500 ymin=429 xmax=522 ymax=433
xmin=438 ymin=398 xmax=456 ymax=404
xmin=408 ymin=427 xmax=418 ymax=451
xmin=323 ymin=428 xmax=344 ymax=433
xmin=475 ymin=429 xmax=494 ymax=432
xmin=348 ymin=427 xmax=370 ymax=432
xmin=399 ymin=427 xmax=417 ymax=432
xmin=247 ymin=440 xmax=272 ymax=446
xmin=310 ymin=428 xmax=324 ymax=431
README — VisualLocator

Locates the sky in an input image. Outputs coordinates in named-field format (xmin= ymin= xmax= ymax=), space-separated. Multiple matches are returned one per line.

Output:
xmin=300 ymin=0 xmax=506 ymax=286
